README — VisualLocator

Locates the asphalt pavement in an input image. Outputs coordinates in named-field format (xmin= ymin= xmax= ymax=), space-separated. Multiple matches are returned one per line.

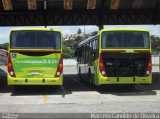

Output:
xmin=0 ymin=65 xmax=159 ymax=116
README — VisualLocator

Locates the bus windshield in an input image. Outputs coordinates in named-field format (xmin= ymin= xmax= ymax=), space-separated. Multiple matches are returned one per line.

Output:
xmin=10 ymin=31 xmax=61 ymax=49
xmin=102 ymin=31 xmax=150 ymax=49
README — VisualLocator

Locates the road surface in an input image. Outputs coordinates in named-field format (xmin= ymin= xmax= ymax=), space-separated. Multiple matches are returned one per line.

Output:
xmin=0 ymin=65 xmax=160 ymax=118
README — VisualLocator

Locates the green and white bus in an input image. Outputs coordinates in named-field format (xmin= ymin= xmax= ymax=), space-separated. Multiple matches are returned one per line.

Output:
xmin=75 ymin=28 xmax=152 ymax=87
xmin=8 ymin=28 xmax=63 ymax=86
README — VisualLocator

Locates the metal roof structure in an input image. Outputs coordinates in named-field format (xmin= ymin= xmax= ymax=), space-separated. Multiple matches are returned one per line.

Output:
xmin=0 ymin=0 xmax=160 ymax=26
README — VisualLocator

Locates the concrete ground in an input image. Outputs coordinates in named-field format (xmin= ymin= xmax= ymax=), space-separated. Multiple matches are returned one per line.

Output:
xmin=0 ymin=65 xmax=160 ymax=117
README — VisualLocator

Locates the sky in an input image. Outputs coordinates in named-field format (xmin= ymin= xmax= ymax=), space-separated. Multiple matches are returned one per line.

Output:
xmin=0 ymin=25 xmax=160 ymax=44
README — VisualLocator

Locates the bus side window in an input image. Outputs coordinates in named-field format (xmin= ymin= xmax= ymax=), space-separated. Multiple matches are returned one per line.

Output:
xmin=79 ymin=48 xmax=82 ymax=63
xmin=86 ymin=43 xmax=90 ymax=61
xmin=93 ymin=38 xmax=98 ymax=58
xmin=74 ymin=48 xmax=78 ymax=57
xmin=92 ymin=40 xmax=95 ymax=57
xmin=75 ymin=48 xmax=82 ymax=62
xmin=96 ymin=38 xmax=98 ymax=50
xmin=91 ymin=41 xmax=94 ymax=57
xmin=89 ymin=41 xmax=92 ymax=58
xmin=84 ymin=45 xmax=86 ymax=63
xmin=82 ymin=46 xmax=85 ymax=64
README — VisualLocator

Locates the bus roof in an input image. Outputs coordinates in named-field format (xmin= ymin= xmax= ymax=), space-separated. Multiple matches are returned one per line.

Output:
xmin=100 ymin=28 xmax=149 ymax=32
xmin=78 ymin=35 xmax=98 ymax=47
xmin=10 ymin=28 xmax=61 ymax=32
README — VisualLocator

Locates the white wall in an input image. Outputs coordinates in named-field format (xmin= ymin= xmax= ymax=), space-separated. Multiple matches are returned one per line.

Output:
xmin=63 ymin=59 xmax=77 ymax=66
xmin=152 ymin=56 xmax=159 ymax=64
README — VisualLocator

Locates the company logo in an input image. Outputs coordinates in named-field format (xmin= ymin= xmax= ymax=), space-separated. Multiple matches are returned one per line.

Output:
xmin=12 ymin=54 xmax=16 ymax=58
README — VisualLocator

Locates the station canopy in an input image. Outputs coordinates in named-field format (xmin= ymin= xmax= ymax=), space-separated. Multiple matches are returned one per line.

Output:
xmin=0 ymin=0 xmax=160 ymax=26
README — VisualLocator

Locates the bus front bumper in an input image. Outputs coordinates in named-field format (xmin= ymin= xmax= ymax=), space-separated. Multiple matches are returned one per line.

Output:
xmin=7 ymin=74 xmax=63 ymax=85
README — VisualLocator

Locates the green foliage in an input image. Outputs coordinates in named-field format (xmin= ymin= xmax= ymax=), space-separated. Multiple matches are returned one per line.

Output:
xmin=62 ymin=34 xmax=83 ymax=58
xmin=0 ymin=43 xmax=8 ymax=50
xmin=151 ymin=35 xmax=160 ymax=55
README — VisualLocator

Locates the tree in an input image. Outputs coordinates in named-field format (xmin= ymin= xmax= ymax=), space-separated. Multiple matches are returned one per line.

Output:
xmin=0 ymin=43 xmax=8 ymax=50
xmin=151 ymin=35 xmax=160 ymax=55
xmin=62 ymin=34 xmax=84 ymax=58
xmin=62 ymin=45 xmax=75 ymax=58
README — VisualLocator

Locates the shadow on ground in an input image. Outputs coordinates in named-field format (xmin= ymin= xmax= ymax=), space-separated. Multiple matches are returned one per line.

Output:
xmin=0 ymin=68 xmax=13 ymax=93
xmin=65 ymin=73 xmax=160 ymax=96
xmin=92 ymin=73 xmax=160 ymax=96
